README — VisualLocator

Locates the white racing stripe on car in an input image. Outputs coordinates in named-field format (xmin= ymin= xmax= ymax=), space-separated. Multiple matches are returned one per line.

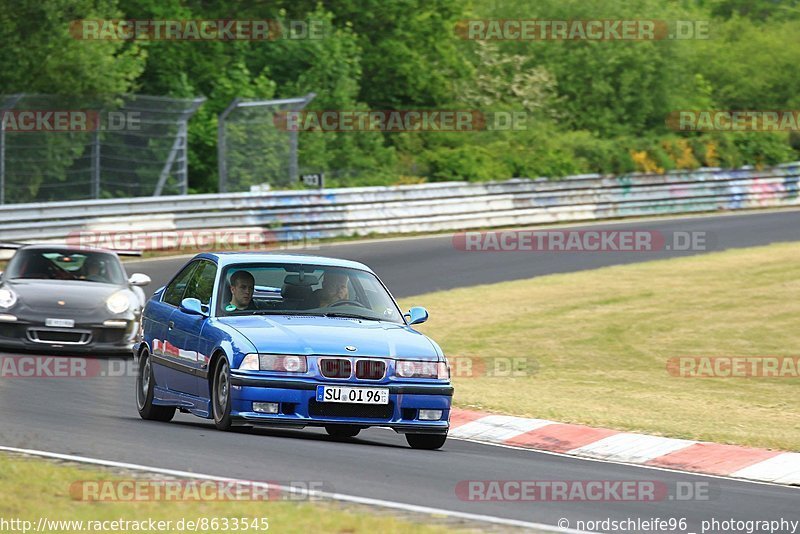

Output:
xmin=449 ymin=415 xmax=552 ymax=442
xmin=0 ymin=445 xmax=592 ymax=533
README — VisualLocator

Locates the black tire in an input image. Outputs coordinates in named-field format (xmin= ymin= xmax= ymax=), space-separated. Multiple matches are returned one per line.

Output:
xmin=325 ymin=425 xmax=361 ymax=438
xmin=405 ymin=433 xmax=447 ymax=450
xmin=212 ymin=358 xmax=233 ymax=431
xmin=136 ymin=349 xmax=175 ymax=422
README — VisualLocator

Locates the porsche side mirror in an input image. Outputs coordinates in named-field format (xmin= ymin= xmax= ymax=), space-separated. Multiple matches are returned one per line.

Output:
xmin=128 ymin=273 xmax=151 ymax=287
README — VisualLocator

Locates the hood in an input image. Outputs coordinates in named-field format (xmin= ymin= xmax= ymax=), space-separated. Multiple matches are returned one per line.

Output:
xmin=216 ymin=315 xmax=439 ymax=360
xmin=4 ymin=278 xmax=122 ymax=311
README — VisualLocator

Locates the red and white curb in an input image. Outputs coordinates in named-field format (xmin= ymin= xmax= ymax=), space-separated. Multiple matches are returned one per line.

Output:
xmin=450 ymin=409 xmax=800 ymax=486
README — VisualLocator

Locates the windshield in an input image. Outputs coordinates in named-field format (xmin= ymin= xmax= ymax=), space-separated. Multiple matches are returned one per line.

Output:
xmin=5 ymin=249 xmax=126 ymax=285
xmin=217 ymin=263 xmax=404 ymax=324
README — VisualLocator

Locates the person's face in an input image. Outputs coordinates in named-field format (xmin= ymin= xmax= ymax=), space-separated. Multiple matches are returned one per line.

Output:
xmin=323 ymin=274 xmax=348 ymax=302
xmin=231 ymin=277 xmax=254 ymax=308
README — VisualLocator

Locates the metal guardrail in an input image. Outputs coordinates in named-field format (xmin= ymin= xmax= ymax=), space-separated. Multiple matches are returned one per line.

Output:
xmin=0 ymin=163 xmax=798 ymax=247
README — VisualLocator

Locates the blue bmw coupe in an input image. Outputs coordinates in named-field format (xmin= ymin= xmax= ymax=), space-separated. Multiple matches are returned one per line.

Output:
xmin=134 ymin=253 xmax=452 ymax=449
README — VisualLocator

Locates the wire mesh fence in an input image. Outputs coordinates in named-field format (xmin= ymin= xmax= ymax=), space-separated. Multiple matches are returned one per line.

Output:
xmin=218 ymin=93 xmax=315 ymax=193
xmin=0 ymin=94 xmax=204 ymax=204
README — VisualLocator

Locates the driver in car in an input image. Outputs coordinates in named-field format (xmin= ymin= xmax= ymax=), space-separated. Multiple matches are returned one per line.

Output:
xmin=316 ymin=271 xmax=349 ymax=307
xmin=228 ymin=270 xmax=258 ymax=311
xmin=81 ymin=256 xmax=106 ymax=282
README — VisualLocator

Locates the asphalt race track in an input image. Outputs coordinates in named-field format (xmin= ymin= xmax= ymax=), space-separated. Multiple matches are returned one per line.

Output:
xmin=131 ymin=209 xmax=800 ymax=298
xmin=1 ymin=210 xmax=799 ymax=532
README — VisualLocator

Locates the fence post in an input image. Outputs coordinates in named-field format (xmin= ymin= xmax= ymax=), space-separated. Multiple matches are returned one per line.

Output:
xmin=153 ymin=97 xmax=204 ymax=196
xmin=0 ymin=94 xmax=23 ymax=205
xmin=91 ymin=129 xmax=101 ymax=199
xmin=288 ymin=93 xmax=316 ymax=184
xmin=179 ymin=121 xmax=188 ymax=194
xmin=0 ymin=118 xmax=5 ymax=205
xmin=217 ymin=98 xmax=240 ymax=194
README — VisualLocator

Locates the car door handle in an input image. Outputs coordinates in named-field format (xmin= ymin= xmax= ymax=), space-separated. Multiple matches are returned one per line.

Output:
xmin=168 ymin=321 xmax=174 ymax=330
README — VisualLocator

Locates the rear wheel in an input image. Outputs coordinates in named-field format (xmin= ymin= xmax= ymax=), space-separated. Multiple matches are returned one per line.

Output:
xmin=212 ymin=358 xmax=233 ymax=431
xmin=325 ymin=425 xmax=361 ymax=438
xmin=406 ymin=433 xmax=447 ymax=450
xmin=136 ymin=349 xmax=175 ymax=422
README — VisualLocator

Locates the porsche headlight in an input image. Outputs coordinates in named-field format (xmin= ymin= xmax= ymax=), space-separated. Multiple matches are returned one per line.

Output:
xmin=106 ymin=291 xmax=131 ymax=314
xmin=0 ymin=288 xmax=17 ymax=309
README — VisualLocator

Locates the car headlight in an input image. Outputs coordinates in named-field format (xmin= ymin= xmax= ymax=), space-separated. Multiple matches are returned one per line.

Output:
xmin=106 ymin=291 xmax=131 ymax=314
xmin=395 ymin=359 xmax=449 ymax=379
xmin=0 ymin=288 xmax=17 ymax=309
xmin=239 ymin=353 xmax=307 ymax=373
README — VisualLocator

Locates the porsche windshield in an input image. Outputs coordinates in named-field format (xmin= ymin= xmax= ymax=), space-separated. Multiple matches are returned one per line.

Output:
xmin=218 ymin=263 xmax=404 ymax=324
xmin=5 ymin=249 xmax=125 ymax=284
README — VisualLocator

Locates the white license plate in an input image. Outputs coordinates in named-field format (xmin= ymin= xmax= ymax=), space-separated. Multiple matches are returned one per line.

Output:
xmin=316 ymin=385 xmax=389 ymax=405
xmin=45 ymin=318 xmax=74 ymax=328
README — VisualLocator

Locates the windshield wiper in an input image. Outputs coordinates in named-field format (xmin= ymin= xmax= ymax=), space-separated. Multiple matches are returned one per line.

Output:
xmin=323 ymin=312 xmax=382 ymax=321
xmin=239 ymin=310 xmax=327 ymax=317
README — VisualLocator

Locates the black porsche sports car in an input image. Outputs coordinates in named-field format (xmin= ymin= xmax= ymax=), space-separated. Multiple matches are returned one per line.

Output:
xmin=0 ymin=244 xmax=150 ymax=354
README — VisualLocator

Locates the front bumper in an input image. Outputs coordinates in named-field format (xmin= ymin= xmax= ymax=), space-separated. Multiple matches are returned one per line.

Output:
xmin=229 ymin=373 xmax=453 ymax=433
xmin=0 ymin=318 xmax=137 ymax=354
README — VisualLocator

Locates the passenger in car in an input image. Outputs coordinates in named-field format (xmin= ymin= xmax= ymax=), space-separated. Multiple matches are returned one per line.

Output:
xmin=316 ymin=271 xmax=349 ymax=307
xmin=81 ymin=256 xmax=107 ymax=282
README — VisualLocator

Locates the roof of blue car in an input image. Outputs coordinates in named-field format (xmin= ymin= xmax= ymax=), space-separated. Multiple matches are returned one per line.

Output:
xmin=196 ymin=252 xmax=374 ymax=272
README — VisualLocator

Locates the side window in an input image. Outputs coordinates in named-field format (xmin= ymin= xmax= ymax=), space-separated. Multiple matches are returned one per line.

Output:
xmin=162 ymin=262 xmax=199 ymax=307
xmin=183 ymin=261 xmax=218 ymax=305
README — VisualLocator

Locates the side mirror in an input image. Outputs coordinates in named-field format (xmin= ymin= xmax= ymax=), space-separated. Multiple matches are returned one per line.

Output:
xmin=180 ymin=297 xmax=208 ymax=317
xmin=405 ymin=306 xmax=429 ymax=325
xmin=128 ymin=273 xmax=151 ymax=287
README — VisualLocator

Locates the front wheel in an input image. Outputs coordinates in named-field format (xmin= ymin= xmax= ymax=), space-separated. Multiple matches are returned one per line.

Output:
xmin=136 ymin=349 xmax=175 ymax=422
xmin=325 ymin=425 xmax=361 ymax=438
xmin=406 ymin=432 xmax=447 ymax=450
xmin=212 ymin=358 xmax=233 ymax=431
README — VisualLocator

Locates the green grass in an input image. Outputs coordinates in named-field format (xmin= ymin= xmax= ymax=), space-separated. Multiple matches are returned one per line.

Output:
xmin=400 ymin=242 xmax=800 ymax=451
xmin=0 ymin=454 xmax=463 ymax=534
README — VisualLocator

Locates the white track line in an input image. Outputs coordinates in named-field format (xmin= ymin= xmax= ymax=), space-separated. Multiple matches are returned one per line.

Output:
xmin=0 ymin=445 xmax=592 ymax=533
